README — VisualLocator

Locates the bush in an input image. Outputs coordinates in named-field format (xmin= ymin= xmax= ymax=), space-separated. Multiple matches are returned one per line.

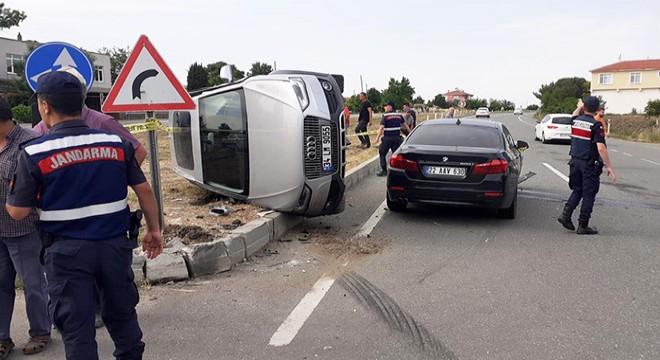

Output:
xmin=11 ymin=104 xmax=31 ymax=123
xmin=644 ymin=99 xmax=660 ymax=117
xmin=526 ymin=104 xmax=539 ymax=111
xmin=631 ymin=108 xmax=638 ymax=115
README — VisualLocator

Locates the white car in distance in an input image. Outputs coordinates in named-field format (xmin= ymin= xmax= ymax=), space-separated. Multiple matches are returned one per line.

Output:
xmin=475 ymin=107 xmax=490 ymax=118
xmin=535 ymin=114 xmax=572 ymax=143
xmin=513 ymin=108 xmax=523 ymax=115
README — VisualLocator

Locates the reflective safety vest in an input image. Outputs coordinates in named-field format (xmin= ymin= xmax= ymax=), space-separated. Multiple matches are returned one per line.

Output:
xmin=382 ymin=112 xmax=405 ymax=138
xmin=23 ymin=129 xmax=131 ymax=239
xmin=570 ymin=114 xmax=601 ymax=161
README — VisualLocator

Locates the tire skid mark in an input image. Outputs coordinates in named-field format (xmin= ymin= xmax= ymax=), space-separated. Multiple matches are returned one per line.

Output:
xmin=339 ymin=272 xmax=459 ymax=360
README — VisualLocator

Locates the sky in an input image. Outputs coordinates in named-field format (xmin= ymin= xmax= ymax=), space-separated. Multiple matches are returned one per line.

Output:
xmin=3 ymin=0 xmax=659 ymax=108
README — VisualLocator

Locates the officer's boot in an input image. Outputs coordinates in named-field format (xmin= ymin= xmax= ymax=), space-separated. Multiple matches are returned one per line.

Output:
xmin=557 ymin=205 xmax=575 ymax=231
xmin=577 ymin=220 xmax=598 ymax=235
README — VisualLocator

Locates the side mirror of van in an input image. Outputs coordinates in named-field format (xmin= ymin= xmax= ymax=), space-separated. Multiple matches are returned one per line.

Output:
xmin=220 ymin=64 xmax=233 ymax=83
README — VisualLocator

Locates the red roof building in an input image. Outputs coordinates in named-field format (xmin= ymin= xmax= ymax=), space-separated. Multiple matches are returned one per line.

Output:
xmin=590 ymin=59 xmax=660 ymax=114
xmin=443 ymin=89 xmax=473 ymax=107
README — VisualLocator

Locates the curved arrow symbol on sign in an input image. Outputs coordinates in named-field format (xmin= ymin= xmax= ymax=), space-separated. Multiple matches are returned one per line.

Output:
xmin=132 ymin=69 xmax=159 ymax=99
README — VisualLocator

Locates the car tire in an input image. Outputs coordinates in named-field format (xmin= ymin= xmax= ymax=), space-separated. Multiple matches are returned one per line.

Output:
xmin=386 ymin=192 xmax=407 ymax=212
xmin=541 ymin=132 xmax=548 ymax=144
xmin=498 ymin=193 xmax=517 ymax=219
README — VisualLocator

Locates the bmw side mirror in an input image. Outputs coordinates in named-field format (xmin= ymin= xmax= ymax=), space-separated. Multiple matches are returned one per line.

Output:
xmin=516 ymin=140 xmax=529 ymax=151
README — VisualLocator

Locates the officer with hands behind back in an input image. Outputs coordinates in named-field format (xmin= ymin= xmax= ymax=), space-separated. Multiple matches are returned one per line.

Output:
xmin=5 ymin=71 xmax=163 ymax=360
xmin=558 ymin=96 xmax=616 ymax=235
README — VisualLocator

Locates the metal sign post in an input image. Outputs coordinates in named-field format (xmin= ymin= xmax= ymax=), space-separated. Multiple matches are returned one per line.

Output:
xmin=146 ymin=113 xmax=164 ymax=229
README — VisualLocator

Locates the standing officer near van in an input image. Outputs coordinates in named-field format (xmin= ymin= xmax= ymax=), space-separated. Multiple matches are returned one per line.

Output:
xmin=374 ymin=101 xmax=410 ymax=177
xmin=6 ymin=71 xmax=163 ymax=359
xmin=557 ymin=96 xmax=616 ymax=234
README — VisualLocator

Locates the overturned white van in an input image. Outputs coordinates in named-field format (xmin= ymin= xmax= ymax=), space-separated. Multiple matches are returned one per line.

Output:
xmin=170 ymin=69 xmax=346 ymax=217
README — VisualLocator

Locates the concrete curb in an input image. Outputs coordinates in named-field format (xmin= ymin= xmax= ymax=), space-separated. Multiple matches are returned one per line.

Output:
xmin=142 ymin=155 xmax=380 ymax=283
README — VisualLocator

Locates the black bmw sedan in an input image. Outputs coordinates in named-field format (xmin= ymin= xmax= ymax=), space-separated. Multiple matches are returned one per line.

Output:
xmin=386 ymin=119 xmax=529 ymax=218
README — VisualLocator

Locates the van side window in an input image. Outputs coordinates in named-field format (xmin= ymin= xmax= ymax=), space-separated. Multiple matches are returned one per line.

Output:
xmin=172 ymin=111 xmax=194 ymax=170
xmin=198 ymin=89 xmax=249 ymax=194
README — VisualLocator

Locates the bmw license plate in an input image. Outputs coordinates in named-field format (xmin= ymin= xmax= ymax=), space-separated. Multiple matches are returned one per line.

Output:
xmin=321 ymin=125 xmax=333 ymax=172
xmin=425 ymin=166 xmax=466 ymax=177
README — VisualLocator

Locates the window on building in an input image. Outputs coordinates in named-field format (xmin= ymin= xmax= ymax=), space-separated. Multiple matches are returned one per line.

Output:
xmin=6 ymin=53 xmax=24 ymax=74
xmin=599 ymin=73 xmax=613 ymax=85
xmin=629 ymin=72 xmax=641 ymax=84
xmin=94 ymin=65 xmax=104 ymax=83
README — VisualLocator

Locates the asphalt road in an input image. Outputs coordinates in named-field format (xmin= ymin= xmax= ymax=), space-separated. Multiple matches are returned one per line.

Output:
xmin=9 ymin=113 xmax=660 ymax=359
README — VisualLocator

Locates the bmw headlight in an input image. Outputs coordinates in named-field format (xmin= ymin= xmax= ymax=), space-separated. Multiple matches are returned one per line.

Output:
xmin=290 ymin=77 xmax=310 ymax=111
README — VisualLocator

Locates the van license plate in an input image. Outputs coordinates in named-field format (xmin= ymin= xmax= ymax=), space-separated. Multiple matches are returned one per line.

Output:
xmin=321 ymin=125 xmax=333 ymax=172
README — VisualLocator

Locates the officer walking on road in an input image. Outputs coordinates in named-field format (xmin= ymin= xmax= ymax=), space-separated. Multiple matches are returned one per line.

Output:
xmin=374 ymin=101 xmax=410 ymax=177
xmin=5 ymin=71 xmax=164 ymax=359
xmin=558 ymin=96 xmax=616 ymax=234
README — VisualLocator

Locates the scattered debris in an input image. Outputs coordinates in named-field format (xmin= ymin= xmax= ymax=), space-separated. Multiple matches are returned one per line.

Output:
xmin=210 ymin=206 xmax=234 ymax=216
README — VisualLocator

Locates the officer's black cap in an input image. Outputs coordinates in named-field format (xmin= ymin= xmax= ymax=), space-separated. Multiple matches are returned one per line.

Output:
xmin=385 ymin=101 xmax=395 ymax=108
xmin=36 ymin=71 xmax=84 ymax=96
xmin=584 ymin=96 xmax=600 ymax=112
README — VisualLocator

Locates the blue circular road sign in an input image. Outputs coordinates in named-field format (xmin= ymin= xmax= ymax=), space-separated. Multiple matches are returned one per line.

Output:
xmin=24 ymin=42 xmax=94 ymax=92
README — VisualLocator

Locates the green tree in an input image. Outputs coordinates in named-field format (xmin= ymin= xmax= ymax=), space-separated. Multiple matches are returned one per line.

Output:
xmin=526 ymin=104 xmax=540 ymax=111
xmin=0 ymin=60 xmax=31 ymax=107
xmin=186 ymin=62 xmax=209 ymax=91
xmin=645 ymin=99 xmax=660 ymax=126
xmin=0 ymin=3 xmax=26 ymax=30
xmin=346 ymin=94 xmax=361 ymax=113
xmin=248 ymin=62 xmax=273 ymax=76
xmin=381 ymin=77 xmax=415 ymax=110
xmin=466 ymin=98 xmax=487 ymax=109
xmin=413 ymin=96 xmax=424 ymax=105
xmin=366 ymin=87 xmax=382 ymax=109
xmin=11 ymin=104 xmax=31 ymax=123
xmin=207 ymin=61 xmax=245 ymax=85
xmin=431 ymin=94 xmax=448 ymax=108
xmin=534 ymin=77 xmax=590 ymax=114
xmin=98 ymin=46 xmax=129 ymax=83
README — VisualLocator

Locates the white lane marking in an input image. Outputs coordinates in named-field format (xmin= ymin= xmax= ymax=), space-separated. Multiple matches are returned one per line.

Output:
xmin=623 ymin=153 xmax=633 ymax=157
xmin=356 ymin=200 xmax=388 ymax=237
xmin=543 ymin=162 xmax=569 ymax=183
xmin=269 ymin=276 xmax=335 ymax=347
xmin=610 ymin=149 xmax=618 ymax=153
xmin=642 ymin=158 xmax=660 ymax=166
xmin=517 ymin=115 xmax=535 ymax=127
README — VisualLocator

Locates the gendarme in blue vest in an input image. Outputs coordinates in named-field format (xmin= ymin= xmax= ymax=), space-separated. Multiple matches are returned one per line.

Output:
xmin=11 ymin=120 xmax=144 ymax=239
xmin=570 ymin=114 xmax=605 ymax=161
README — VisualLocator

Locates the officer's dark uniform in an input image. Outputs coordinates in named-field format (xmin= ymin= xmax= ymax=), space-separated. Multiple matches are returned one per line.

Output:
xmin=561 ymin=112 xmax=606 ymax=233
xmin=7 ymin=72 xmax=147 ymax=359
xmin=378 ymin=111 xmax=406 ymax=174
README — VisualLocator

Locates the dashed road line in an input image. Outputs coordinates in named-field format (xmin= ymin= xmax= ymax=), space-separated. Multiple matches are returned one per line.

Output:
xmin=610 ymin=149 xmax=618 ymax=153
xmin=269 ymin=276 xmax=335 ymax=347
xmin=642 ymin=158 xmax=660 ymax=166
xmin=543 ymin=162 xmax=569 ymax=183
xmin=356 ymin=199 xmax=388 ymax=237
xmin=623 ymin=152 xmax=633 ymax=157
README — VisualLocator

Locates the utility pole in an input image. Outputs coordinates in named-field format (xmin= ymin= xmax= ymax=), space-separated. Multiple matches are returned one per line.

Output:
xmin=360 ymin=75 xmax=363 ymax=93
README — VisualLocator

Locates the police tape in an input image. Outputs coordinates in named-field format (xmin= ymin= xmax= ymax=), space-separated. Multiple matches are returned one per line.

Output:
xmin=123 ymin=118 xmax=172 ymax=134
xmin=346 ymin=130 xmax=380 ymax=137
